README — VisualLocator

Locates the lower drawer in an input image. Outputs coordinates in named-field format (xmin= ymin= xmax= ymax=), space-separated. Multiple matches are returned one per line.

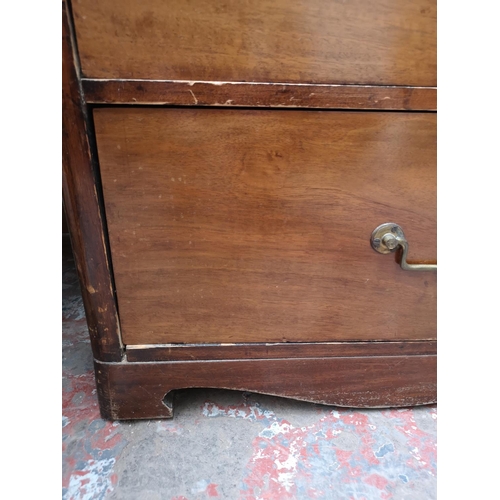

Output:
xmin=94 ymin=108 xmax=436 ymax=345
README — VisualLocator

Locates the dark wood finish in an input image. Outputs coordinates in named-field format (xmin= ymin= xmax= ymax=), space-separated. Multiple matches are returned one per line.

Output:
xmin=95 ymin=354 xmax=437 ymax=420
xmin=62 ymin=1 xmax=123 ymax=361
xmin=72 ymin=0 xmax=436 ymax=86
xmin=62 ymin=201 xmax=69 ymax=234
xmin=83 ymin=79 xmax=437 ymax=111
xmin=93 ymin=108 xmax=436 ymax=346
xmin=126 ymin=340 xmax=436 ymax=362
xmin=66 ymin=0 xmax=437 ymax=419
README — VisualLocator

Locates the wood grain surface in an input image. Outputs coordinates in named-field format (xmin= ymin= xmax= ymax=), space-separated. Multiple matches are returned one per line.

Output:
xmin=83 ymin=79 xmax=437 ymax=111
xmin=94 ymin=108 xmax=436 ymax=345
xmin=73 ymin=0 xmax=436 ymax=86
xmin=95 ymin=354 xmax=437 ymax=420
xmin=62 ymin=1 xmax=123 ymax=361
xmin=126 ymin=340 xmax=437 ymax=362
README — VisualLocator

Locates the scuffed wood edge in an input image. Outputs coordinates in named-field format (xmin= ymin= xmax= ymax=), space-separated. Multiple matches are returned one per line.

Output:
xmin=63 ymin=1 xmax=123 ymax=361
xmin=126 ymin=340 xmax=437 ymax=362
xmin=94 ymin=358 xmax=114 ymax=420
xmin=83 ymin=79 xmax=437 ymax=111
xmin=94 ymin=355 xmax=437 ymax=420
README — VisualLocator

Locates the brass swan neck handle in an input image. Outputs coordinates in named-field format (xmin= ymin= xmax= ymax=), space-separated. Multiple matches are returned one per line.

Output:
xmin=370 ymin=223 xmax=437 ymax=272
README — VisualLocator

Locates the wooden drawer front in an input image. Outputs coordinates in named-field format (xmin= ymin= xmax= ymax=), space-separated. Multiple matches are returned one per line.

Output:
xmin=73 ymin=0 xmax=436 ymax=86
xmin=94 ymin=108 xmax=436 ymax=345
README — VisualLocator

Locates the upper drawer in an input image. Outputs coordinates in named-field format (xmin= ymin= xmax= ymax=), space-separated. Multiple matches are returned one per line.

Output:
xmin=72 ymin=0 xmax=436 ymax=86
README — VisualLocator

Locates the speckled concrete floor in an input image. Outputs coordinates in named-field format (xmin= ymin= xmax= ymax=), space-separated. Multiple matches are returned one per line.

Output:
xmin=62 ymin=237 xmax=437 ymax=500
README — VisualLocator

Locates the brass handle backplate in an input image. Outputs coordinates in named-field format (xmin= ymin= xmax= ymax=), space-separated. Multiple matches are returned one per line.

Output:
xmin=370 ymin=223 xmax=437 ymax=272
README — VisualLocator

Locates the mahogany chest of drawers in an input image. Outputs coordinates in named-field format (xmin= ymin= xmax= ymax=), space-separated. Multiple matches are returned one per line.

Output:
xmin=63 ymin=0 xmax=436 ymax=420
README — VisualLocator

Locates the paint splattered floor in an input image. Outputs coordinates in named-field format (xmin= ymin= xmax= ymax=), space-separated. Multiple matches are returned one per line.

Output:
xmin=62 ymin=237 xmax=437 ymax=500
